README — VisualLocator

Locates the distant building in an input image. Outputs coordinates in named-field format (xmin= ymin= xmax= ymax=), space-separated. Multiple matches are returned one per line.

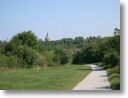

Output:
xmin=45 ymin=32 xmax=50 ymax=42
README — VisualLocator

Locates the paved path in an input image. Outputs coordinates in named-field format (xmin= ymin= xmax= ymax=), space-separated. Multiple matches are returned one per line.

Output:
xmin=73 ymin=64 xmax=111 ymax=90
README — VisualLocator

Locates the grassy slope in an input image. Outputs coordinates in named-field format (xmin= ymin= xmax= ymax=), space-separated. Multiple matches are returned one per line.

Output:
xmin=0 ymin=64 xmax=91 ymax=90
xmin=107 ymin=66 xmax=120 ymax=90
xmin=97 ymin=63 xmax=120 ymax=90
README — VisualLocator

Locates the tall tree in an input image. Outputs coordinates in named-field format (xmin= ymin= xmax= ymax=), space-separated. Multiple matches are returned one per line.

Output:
xmin=10 ymin=31 xmax=38 ymax=48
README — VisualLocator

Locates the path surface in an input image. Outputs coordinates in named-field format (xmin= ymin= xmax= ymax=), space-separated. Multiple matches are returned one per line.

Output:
xmin=73 ymin=64 xmax=111 ymax=90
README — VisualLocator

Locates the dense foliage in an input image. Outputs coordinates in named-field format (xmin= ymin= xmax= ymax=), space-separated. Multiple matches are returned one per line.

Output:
xmin=0 ymin=29 xmax=120 ymax=68
xmin=0 ymin=31 xmax=75 ymax=68
xmin=10 ymin=31 xmax=38 ymax=47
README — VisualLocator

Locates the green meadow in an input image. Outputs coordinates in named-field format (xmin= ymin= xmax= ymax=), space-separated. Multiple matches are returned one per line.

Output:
xmin=0 ymin=64 xmax=91 ymax=90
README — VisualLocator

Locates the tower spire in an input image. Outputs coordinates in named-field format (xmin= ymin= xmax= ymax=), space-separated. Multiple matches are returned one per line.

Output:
xmin=45 ymin=32 xmax=50 ymax=42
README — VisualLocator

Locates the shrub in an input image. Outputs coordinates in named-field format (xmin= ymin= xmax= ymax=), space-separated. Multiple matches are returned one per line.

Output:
xmin=14 ymin=46 xmax=46 ymax=68
xmin=34 ymin=53 xmax=47 ymax=67
xmin=107 ymin=66 xmax=120 ymax=75
xmin=110 ymin=77 xmax=120 ymax=90
xmin=73 ymin=43 xmax=103 ymax=64
xmin=108 ymin=73 xmax=120 ymax=80
xmin=107 ymin=67 xmax=120 ymax=90
xmin=72 ymin=50 xmax=83 ymax=64
xmin=0 ymin=54 xmax=21 ymax=68
xmin=42 ymin=51 xmax=60 ymax=67
xmin=103 ymin=50 xmax=119 ymax=68
xmin=54 ymin=49 xmax=71 ymax=65
xmin=108 ymin=73 xmax=120 ymax=90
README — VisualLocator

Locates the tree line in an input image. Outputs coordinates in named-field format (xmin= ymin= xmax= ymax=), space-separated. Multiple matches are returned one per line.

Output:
xmin=0 ymin=28 xmax=120 ymax=68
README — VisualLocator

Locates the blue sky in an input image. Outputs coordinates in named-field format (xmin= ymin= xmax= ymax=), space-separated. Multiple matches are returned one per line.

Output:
xmin=0 ymin=0 xmax=120 ymax=40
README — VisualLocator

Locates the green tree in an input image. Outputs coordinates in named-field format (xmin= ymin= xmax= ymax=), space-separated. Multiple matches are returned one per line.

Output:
xmin=103 ymin=50 xmax=119 ymax=68
xmin=54 ymin=49 xmax=71 ymax=65
xmin=10 ymin=31 xmax=38 ymax=48
xmin=114 ymin=28 xmax=120 ymax=36
xmin=74 ymin=36 xmax=84 ymax=44
xmin=0 ymin=41 xmax=7 ymax=54
xmin=4 ymin=42 xmax=15 ymax=56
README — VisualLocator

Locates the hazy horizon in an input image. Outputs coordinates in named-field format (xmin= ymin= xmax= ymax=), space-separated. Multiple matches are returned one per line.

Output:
xmin=0 ymin=0 xmax=120 ymax=41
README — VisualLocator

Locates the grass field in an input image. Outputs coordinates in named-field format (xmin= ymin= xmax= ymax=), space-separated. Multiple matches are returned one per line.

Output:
xmin=0 ymin=64 xmax=91 ymax=90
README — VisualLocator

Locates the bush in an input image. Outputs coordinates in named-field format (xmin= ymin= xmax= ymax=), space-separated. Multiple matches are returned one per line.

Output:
xmin=14 ymin=46 xmax=46 ymax=68
xmin=108 ymin=73 xmax=120 ymax=90
xmin=107 ymin=66 xmax=120 ymax=75
xmin=42 ymin=51 xmax=60 ymax=67
xmin=72 ymin=50 xmax=83 ymax=64
xmin=107 ymin=67 xmax=120 ymax=90
xmin=54 ymin=49 xmax=71 ymax=65
xmin=110 ymin=77 xmax=120 ymax=90
xmin=35 ymin=53 xmax=47 ymax=67
xmin=0 ymin=54 xmax=21 ymax=68
xmin=73 ymin=43 xmax=103 ymax=64
xmin=103 ymin=50 xmax=119 ymax=68
xmin=108 ymin=73 xmax=120 ymax=80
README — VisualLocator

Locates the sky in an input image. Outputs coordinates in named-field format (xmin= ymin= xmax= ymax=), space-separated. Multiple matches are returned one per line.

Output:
xmin=0 ymin=0 xmax=120 ymax=41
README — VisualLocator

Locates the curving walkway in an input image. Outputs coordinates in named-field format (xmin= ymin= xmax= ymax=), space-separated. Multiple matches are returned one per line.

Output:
xmin=73 ymin=64 xmax=111 ymax=90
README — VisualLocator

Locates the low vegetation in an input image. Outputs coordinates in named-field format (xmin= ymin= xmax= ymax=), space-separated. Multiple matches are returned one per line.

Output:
xmin=107 ymin=66 xmax=120 ymax=90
